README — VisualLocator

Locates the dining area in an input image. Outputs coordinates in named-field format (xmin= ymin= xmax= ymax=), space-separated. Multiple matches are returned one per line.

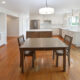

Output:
xmin=0 ymin=0 xmax=80 ymax=80
xmin=18 ymin=31 xmax=73 ymax=73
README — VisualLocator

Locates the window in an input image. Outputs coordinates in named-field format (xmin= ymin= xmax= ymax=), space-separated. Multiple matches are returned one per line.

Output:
xmin=69 ymin=16 xmax=79 ymax=26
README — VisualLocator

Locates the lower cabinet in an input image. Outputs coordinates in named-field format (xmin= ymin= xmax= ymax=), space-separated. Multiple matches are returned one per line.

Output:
xmin=62 ymin=29 xmax=80 ymax=47
xmin=27 ymin=31 xmax=52 ymax=38
xmin=52 ymin=28 xmax=59 ymax=36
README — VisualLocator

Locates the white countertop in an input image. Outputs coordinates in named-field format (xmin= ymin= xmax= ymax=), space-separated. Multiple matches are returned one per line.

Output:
xmin=61 ymin=27 xmax=80 ymax=32
xmin=27 ymin=26 xmax=80 ymax=32
xmin=27 ymin=29 xmax=52 ymax=32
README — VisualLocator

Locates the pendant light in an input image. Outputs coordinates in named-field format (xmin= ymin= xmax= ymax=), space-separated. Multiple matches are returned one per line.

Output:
xmin=39 ymin=0 xmax=54 ymax=14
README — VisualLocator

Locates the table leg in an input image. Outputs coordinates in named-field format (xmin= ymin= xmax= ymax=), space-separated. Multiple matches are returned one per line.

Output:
xmin=63 ymin=48 xmax=66 ymax=72
xmin=21 ymin=50 xmax=24 ymax=73
xmin=53 ymin=50 xmax=55 ymax=59
xmin=53 ymin=50 xmax=56 ymax=60
xmin=34 ymin=51 xmax=36 ymax=60
xmin=32 ymin=51 xmax=35 ymax=68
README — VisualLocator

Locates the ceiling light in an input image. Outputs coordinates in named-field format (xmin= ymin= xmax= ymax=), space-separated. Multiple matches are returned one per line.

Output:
xmin=39 ymin=0 xmax=54 ymax=15
xmin=2 ymin=1 xmax=6 ymax=4
xmin=39 ymin=7 xmax=54 ymax=15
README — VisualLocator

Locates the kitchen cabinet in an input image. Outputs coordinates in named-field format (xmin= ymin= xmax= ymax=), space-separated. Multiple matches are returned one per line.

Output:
xmin=52 ymin=28 xmax=59 ymax=35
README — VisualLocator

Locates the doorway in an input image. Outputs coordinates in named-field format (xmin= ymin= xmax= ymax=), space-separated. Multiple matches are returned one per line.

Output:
xmin=7 ymin=15 xmax=19 ymax=38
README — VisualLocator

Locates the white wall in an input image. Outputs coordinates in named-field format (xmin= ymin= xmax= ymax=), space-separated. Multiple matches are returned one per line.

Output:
xmin=19 ymin=13 xmax=30 ymax=39
xmin=7 ymin=16 xmax=19 ymax=37
xmin=0 ymin=13 xmax=7 ymax=33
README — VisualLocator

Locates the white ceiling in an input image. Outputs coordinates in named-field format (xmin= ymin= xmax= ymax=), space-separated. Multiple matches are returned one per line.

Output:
xmin=0 ymin=0 xmax=80 ymax=14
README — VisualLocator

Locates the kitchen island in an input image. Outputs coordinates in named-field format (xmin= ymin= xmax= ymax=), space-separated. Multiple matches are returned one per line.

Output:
xmin=26 ymin=29 xmax=53 ymax=38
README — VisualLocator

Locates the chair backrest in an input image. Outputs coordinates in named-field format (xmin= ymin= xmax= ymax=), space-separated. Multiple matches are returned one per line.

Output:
xmin=64 ymin=35 xmax=73 ymax=53
xmin=18 ymin=35 xmax=25 ymax=47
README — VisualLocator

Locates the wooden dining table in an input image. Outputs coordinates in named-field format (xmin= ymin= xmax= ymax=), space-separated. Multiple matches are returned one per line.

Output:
xmin=20 ymin=38 xmax=68 ymax=73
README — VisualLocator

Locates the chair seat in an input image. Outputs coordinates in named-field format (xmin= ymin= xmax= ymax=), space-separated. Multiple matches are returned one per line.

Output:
xmin=56 ymin=50 xmax=68 ymax=56
xmin=24 ymin=51 xmax=33 ymax=56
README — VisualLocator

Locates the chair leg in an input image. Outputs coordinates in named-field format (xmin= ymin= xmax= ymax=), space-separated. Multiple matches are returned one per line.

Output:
xmin=24 ymin=55 xmax=25 ymax=59
xmin=34 ymin=52 xmax=36 ymax=60
xmin=56 ymin=55 xmax=59 ymax=67
xmin=20 ymin=54 xmax=21 ymax=67
xmin=68 ymin=55 xmax=70 ymax=66
xmin=32 ymin=53 xmax=35 ymax=68
xmin=53 ymin=50 xmax=55 ymax=60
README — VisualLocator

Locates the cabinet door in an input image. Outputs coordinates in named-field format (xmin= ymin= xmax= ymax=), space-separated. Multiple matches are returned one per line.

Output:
xmin=40 ymin=32 xmax=52 ymax=38
xmin=53 ymin=29 xmax=59 ymax=35
xmin=27 ymin=32 xmax=40 ymax=38
xmin=59 ymin=29 xmax=62 ymax=36
xmin=62 ymin=30 xmax=65 ymax=38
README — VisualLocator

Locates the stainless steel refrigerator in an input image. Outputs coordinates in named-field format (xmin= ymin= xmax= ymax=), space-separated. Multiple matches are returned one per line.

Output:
xmin=30 ymin=20 xmax=40 ymax=29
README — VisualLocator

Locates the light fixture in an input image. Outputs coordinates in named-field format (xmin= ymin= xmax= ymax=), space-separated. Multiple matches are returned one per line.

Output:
xmin=39 ymin=0 xmax=54 ymax=15
xmin=2 ymin=1 xmax=6 ymax=4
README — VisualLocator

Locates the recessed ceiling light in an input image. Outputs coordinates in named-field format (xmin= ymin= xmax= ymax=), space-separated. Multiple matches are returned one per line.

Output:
xmin=2 ymin=1 xmax=6 ymax=4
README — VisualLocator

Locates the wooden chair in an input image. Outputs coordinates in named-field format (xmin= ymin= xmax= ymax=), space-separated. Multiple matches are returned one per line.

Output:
xmin=56 ymin=35 xmax=73 ymax=67
xmin=18 ymin=35 xmax=35 ymax=68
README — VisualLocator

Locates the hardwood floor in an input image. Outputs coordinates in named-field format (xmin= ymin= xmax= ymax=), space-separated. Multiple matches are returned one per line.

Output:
xmin=0 ymin=37 xmax=80 ymax=80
